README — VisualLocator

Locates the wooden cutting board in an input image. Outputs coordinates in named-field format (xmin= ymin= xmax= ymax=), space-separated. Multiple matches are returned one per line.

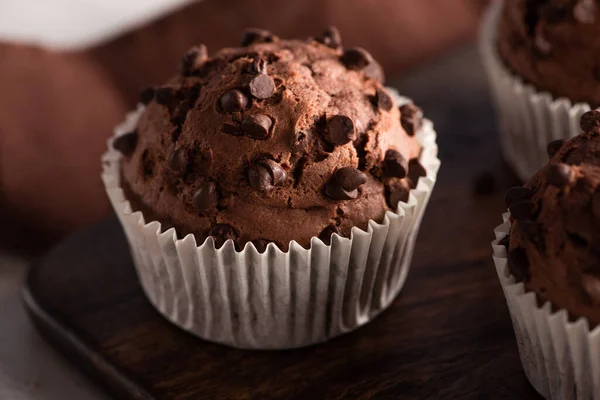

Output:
xmin=23 ymin=46 xmax=544 ymax=400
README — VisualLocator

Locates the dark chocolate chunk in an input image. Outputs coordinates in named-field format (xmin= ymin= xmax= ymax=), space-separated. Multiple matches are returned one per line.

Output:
xmin=168 ymin=148 xmax=188 ymax=175
xmin=508 ymin=247 xmax=530 ymax=282
xmin=318 ymin=224 xmax=340 ymax=245
xmin=155 ymin=87 xmax=176 ymax=106
xmin=533 ymin=32 xmax=552 ymax=57
xmin=241 ymin=28 xmax=275 ymax=46
xmin=408 ymin=159 xmax=427 ymax=188
xmin=546 ymin=139 xmax=565 ymax=158
xmin=364 ymin=60 xmax=385 ymax=83
xmin=242 ymin=114 xmax=273 ymax=139
xmin=193 ymin=182 xmax=218 ymax=215
xmin=210 ymin=224 xmax=237 ymax=249
xmin=505 ymin=186 xmax=533 ymax=208
xmin=573 ymin=0 xmax=597 ymax=24
xmin=580 ymin=110 xmax=600 ymax=132
xmin=325 ymin=115 xmax=355 ymax=145
xmin=113 ymin=131 xmax=138 ymax=156
xmin=509 ymin=200 xmax=533 ymax=221
xmin=546 ymin=163 xmax=573 ymax=187
xmin=315 ymin=26 xmax=342 ymax=50
xmin=246 ymin=57 xmax=267 ymax=75
xmin=248 ymin=164 xmax=272 ymax=192
xmin=261 ymin=159 xmax=287 ymax=186
xmin=219 ymin=89 xmax=248 ymax=113
xmin=251 ymin=239 xmax=269 ymax=253
xmin=334 ymin=167 xmax=367 ymax=191
xmin=221 ymin=123 xmax=243 ymax=136
xmin=473 ymin=171 xmax=496 ymax=196
xmin=375 ymin=87 xmax=393 ymax=111
xmin=385 ymin=182 xmax=409 ymax=209
xmin=341 ymin=47 xmax=373 ymax=70
xmin=325 ymin=183 xmax=358 ymax=201
xmin=399 ymin=103 xmax=423 ymax=136
xmin=249 ymin=74 xmax=276 ymax=99
xmin=139 ymin=86 xmax=155 ymax=105
xmin=180 ymin=45 xmax=208 ymax=76
xmin=383 ymin=149 xmax=408 ymax=178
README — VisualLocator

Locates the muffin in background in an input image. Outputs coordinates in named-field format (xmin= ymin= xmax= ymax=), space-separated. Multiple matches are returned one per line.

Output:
xmin=480 ymin=0 xmax=599 ymax=181
xmin=103 ymin=27 xmax=440 ymax=349
xmin=492 ymin=110 xmax=600 ymax=399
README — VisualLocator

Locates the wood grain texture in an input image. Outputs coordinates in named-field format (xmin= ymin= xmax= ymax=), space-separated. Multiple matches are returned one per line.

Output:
xmin=23 ymin=46 xmax=545 ymax=400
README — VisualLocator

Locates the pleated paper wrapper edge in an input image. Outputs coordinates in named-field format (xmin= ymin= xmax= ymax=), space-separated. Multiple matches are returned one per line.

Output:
xmin=479 ymin=0 xmax=593 ymax=182
xmin=492 ymin=214 xmax=600 ymax=400
xmin=101 ymin=91 xmax=440 ymax=349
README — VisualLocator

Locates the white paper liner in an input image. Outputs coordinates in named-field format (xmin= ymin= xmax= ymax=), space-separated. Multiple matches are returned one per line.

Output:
xmin=101 ymin=92 xmax=440 ymax=349
xmin=479 ymin=1 xmax=594 ymax=182
xmin=492 ymin=214 xmax=600 ymax=399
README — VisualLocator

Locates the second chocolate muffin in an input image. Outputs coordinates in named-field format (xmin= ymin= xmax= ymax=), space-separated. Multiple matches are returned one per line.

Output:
xmin=116 ymin=28 xmax=426 ymax=250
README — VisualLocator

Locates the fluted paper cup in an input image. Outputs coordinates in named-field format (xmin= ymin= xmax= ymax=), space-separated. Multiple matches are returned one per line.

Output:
xmin=480 ymin=1 xmax=593 ymax=181
xmin=101 ymin=92 xmax=440 ymax=350
xmin=492 ymin=214 xmax=600 ymax=399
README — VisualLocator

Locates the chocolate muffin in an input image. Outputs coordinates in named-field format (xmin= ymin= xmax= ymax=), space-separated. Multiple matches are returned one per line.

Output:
xmin=504 ymin=110 xmax=600 ymax=323
xmin=115 ymin=27 xmax=426 ymax=250
xmin=497 ymin=0 xmax=600 ymax=105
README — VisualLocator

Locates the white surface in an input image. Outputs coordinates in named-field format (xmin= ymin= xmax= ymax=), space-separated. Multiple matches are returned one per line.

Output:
xmin=0 ymin=0 xmax=193 ymax=50
xmin=0 ymin=253 xmax=109 ymax=400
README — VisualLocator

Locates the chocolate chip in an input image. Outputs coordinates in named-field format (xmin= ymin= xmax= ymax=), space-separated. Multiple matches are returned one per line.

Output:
xmin=399 ymin=103 xmax=424 ymax=136
xmin=209 ymin=224 xmax=237 ymax=249
xmin=242 ymin=114 xmax=273 ymax=139
xmin=533 ymin=32 xmax=551 ymax=57
xmin=251 ymin=239 xmax=269 ymax=253
xmin=408 ymin=159 xmax=427 ymax=188
xmin=334 ymin=167 xmax=367 ymax=191
xmin=383 ymin=149 xmax=408 ymax=178
xmin=508 ymin=247 xmax=530 ymax=282
xmin=180 ymin=45 xmax=208 ymax=76
xmin=249 ymin=74 xmax=276 ymax=99
xmin=113 ymin=131 xmax=138 ymax=156
xmin=364 ymin=60 xmax=385 ymax=84
xmin=574 ymin=0 xmax=597 ymax=24
xmin=505 ymin=187 xmax=533 ymax=208
xmin=325 ymin=115 xmax=355 ymax=145
xmin=375 ymin=87 xmax=393 ymax=111
xmin=341 ymin=47 xmax=373 ymax=70
xmin=509 ymin=200 xmax=533 ymax=221
xmin=221 ymin=123 xmax=243 ymax=136
xmin=315 ymin=26 xmax=342 ymax=50
xmin=248 ymin=159 xmax=286 ymax=192
xmin=245 ymin=57 xmax=267 ymax=75
xmin=193 ymin=182 xmax=218 ymax=215
xmin=241 ymin=28 xmax=275 ymax=46
xmin=385 ymin=181 xmax=409 ymax=209
xmin=325 ymin=183 xmax=358 ymax=200
xmin=219 ymin=89 xmax=248 ymax=113
xmin=139 ymin=86 xmax=155 ymax=105
xmin=546 ymin=163 xmax=574 ymax=187
xmin=546 ymin=139 xmax=565 ymax=158
xmin=168 ymin=148 xmax=188 ymax=175
xmin=155 ymin=87 xmax=176 ymax=106
xmin=580 ymin=110 xmax=600 ymax=132
xmin=318 ymin=224 xmax=340 ymax=245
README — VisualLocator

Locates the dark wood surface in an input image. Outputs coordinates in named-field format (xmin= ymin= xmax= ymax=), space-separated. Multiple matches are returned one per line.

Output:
xmin=24 ymin=46 xmax=545 ymax=400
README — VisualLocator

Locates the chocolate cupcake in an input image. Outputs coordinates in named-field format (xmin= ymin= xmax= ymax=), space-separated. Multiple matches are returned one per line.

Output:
xmin=480 ymin=0 xmax=599 ymax=181
xmin=103 ymin=27 xmax=440 ymax=349
xmin=492 ymin=111 xmax=600 ymax=399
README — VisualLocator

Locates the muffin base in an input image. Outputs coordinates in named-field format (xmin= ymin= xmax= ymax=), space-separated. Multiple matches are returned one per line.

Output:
xmin=493 ymin=214 xmax=600 ymax=400
xmin=479 ymin=1 xmax=593 ymax=181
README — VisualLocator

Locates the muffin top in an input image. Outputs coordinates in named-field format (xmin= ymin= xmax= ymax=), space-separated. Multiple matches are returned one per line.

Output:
xmin=506 ymin=110 xmax=600 ymax=323
xmin=115 ymin=28 xmax=426 ymax=251
xmin=497 ymin=0 xmax=600 ymax=105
